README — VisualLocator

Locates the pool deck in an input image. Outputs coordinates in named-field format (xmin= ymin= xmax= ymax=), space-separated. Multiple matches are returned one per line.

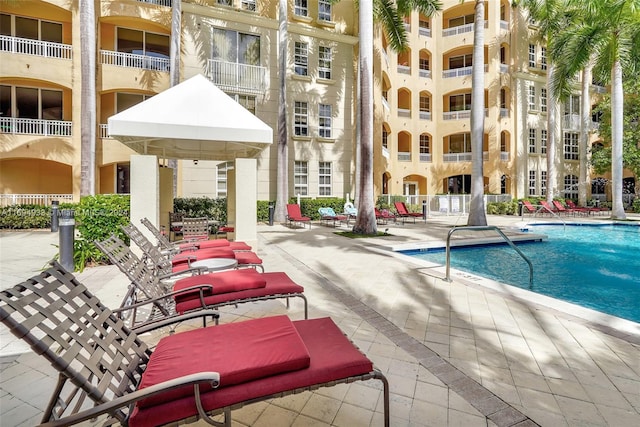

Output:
xmin=1 ymin=213 xmax=639 ymax=426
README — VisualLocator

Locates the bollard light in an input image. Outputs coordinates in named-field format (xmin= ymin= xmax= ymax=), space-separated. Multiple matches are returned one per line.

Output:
xmin=51 ymin=200 xmax=59 ymax=232
xmin=59 ymin=209 xmax=75 ymax=272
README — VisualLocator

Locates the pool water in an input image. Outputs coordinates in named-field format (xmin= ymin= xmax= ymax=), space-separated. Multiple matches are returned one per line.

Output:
xmin=402 ymin=224 xmax=640 ymax=323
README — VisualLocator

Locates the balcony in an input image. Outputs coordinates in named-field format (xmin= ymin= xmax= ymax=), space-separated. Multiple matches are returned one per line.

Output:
xmin=382 ymin=97 xmax=390 ymax=112
xmin=419 ymin=26 xmax=431 ymax=37
xmin=500 ymin=20 xmax=509 ymax=31
xmin=443 ymin=64 xmax=487 ymax=78
xmin=397 ymin=65 xmax=411 ymax=75
xmin=419 ymin=153 xmax=431 ymax=162
xmin=501 ymin=151 xmax=510 ymax=161
xmin=206 ymin=59 xmax=267 ymax=95
xmin=419 ymin=69 xmax=431 ymax=78
xmin=444 ymin=110 xmax=470 ymax=120
xmin=398 ymin=152 xmax=411 ymax=161
xmin=100 ymin=124 xmax=111 ymax=139
xmin=442 ymin=21 xmax=487 ymax=37
xmin=500 ymin=63 xmax=509 ymax=73
xmin=382 ymin=146 xmax=390 ymax=159
xmin=136 ymin=0 xmax=172 ymax=5
xmin=500 ymin=108 xmax=510 ymax=118
xmin=397 ymin=108 xmax=411 ymax=118
xmin=443 ymin=152 xmax=472 ymax=162
xmin=0 ymin=35 xmax=72 ymax=59
xmin=419 ymin=111 xmax=431 ymax=120
xmin=563 ymin=114 xmax=580 ymax=130
xmin=101 ymin=50 xmax=170 ymax=71
xmin=0 ymin=117 xmax=72 ymax=136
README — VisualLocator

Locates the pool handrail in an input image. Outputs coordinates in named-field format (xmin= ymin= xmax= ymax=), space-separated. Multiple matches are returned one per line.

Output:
xmin=445 ymin=226 xmax=534 ymax=289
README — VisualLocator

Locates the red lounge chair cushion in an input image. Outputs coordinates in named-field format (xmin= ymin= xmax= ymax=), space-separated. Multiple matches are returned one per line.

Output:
xmin=175 ymin=272 xmax=303 ymax=313
xmin=173 ymin=269 xmax=267 ymax=301
xmin=172 ymin=247 xmax=236 ymax=265
xmin=129 ymin=317 xmax=373 ymax=427
xmin=180 ymin=239 xmax=252 ymax=251
xmin=137 ymin=315 xmax=310 ymax=409
xmin=233 ymin=251 xmax=263 ymax=266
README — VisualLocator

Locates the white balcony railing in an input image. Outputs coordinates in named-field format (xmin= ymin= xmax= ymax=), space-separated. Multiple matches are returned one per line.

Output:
xmin=397 ymin=108 xmax=411 ymax=118
xmin=100 ymin=50 xmax=170 ymax=71
xmin=206 ymin=59 xmax=267 ymax=95
xmin=382 ymin=146 xmax=390 ymax=159
xmin=563 ymin=114 xmax=580 ymax=130
xmin=0 ymin=117 xmax=72 ymax=136
xmin=444 ymin=110 xmax=470 ymax=120
xmin=442 ymin=21 xmax=487 ymax=37
xmin=443 ymin=64 xmax=487 ymax=78
xmin=500 ymin=63 xmax=509 ymax=73
xmin=419 ymin=111 xmax=431 ymax=120
xmin=500 ymin=20 xmax=509 ymax=31
xmin=419 ymin=27 xmax=431 ymax=37
xmin=0 ymin=35 xmax=72 ymax=59
xmin=398 ymin=152 xmax=411 ymax=161
xmin=382 ymin=97 xmax=390 ymax=112
xmin=501 ymin=151 xmax=510 ymax=161
xmin=419 ymin=153 xmax=432 ymax=162
xmin=397 ymin=65 xmax=411 ymax=74
xmin=100 ymin=124 xmax=111 ymax=139
xmin=443 ymin=152 xmax=472 ymax=162
xmin=419 ymin=69 xmax=431 ymax=78
xmin=500 ymin=108 xmax=510 ymax=118
xmin=0 ymin=193 xmax=74 ymax=207
xmin=136 ymin=0 xmax=172 ymax=6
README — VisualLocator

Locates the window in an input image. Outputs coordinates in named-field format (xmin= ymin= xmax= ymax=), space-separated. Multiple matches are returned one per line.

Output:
xmin=541 ymin=171 xmax=547 ymax=196
xmin=541 ymin=88 xmax=547 ymax=112
xmin=420 ymin=135 xmax=430 ymax=154
xmin=217 ymin=0 xmax=232 ymax=5
xmin=420 ymin=95 xmax=430 ymax=112
xmin=450 ymin=93 xmax=471 ymax=111
xmin=216 ymin=162 xmax=232 ymax=197
xmin=1 ymin=14 xmax=63 ymax=43
xmin=318 ymin=104 xmax=332 ymax=138
xmin=294 ymin=161 xmax=308 ymax=195
xmin=541 ymin=129 xmax=547 ymax=154
xmin=382 ymin=127 xmax=388 ymax=149
xmin=117 ymin=27 xmax=169 ymax=60
xmin=116 ymin=93 xmax=152 ymax=113
xmin=419 ymin=57 xmax=430 ymax=71
xmin=449 ymin=54 xmax=472 ymax=69
xmin=318 ymin=162 xmax=331 ymax=195
xmin=449 ymin=14 xmax=475 ymax=27
xmin=540 ymin=47 xmax=547 ymax=70
xmin=448 ymin=133 xmax=472 ymax=153
xmin=318 ymin=46 xmax=332 ymax=79
xmin=528 ymin=128 xmax=536 ymax=153
xmin=500 ymin=88 xmax=507 ymax=109
xmin=528 ymin=84 xmax=536 ymax=110
xmin=232 ymin=94 xmax=256 ymax=114
xmin=564 ymin=175 xmax=579 ymax=199
xmin=294 ymin=101 xmax=308 ymax=136
xmin=294 ymin=42 xmax=308 ymax=76
xmin=564 ymin=132 xmax=579 ymax=160
xmin=318 ymin=0 xmax=332 ymax=21
xmin=529 ymin=44 xmax=536 ymax=67
xmin=564 ymin=95 xmax=580 ymax=116
xmin=1 ymin=85 xmax=63 ymax=120
xmin=529 ymin=170 xmax=536 ymax=195
xmin=212 ymin=28 xmax=260 ymax=66
xmin=116 ymin=164 xmax=130 ymax=194
xmin=295 ymin=0 xmax=308 ymax=17
xmin=241 ymin=0 xmax=256 ymax=11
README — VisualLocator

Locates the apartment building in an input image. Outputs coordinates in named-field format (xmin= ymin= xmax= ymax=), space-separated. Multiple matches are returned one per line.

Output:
xmin=0 ymin=0 xmax=618 ymax=208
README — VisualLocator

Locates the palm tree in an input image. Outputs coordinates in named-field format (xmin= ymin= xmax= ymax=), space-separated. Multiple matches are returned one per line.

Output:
xmin=168 ymin=0 xmax=181 ymax=197
xmin=467 ymin=0 xmax=488 ymax=226
xmin=550 ymin=0 xmax=640 ymax=219
xmin=578 ymin=64 xmax=592 ymax=207
xmin=517 ymin=0 xmax=571 ymax=205
xmin=80 ymin=0 xmax=96 ymax=196
xmin=352 ymin=0 xmax=442 ymax=234
xmin=274 ymin=0 xmax=289 ymax=223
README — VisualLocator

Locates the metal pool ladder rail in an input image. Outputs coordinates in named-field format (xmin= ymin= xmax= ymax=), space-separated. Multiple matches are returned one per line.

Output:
xmin=445 ymin=226 xmax=534 ymax=288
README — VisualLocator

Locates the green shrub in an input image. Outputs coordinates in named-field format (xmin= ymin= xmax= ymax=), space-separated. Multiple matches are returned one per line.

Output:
xmin=633 ymin=198 xmax=640 ymax=213
xmin=487 ymin=201 xmax=519 ymax=215
xmin=295 ymin=198 xmax=347 ymax=220
xmin=174 ymin=197 xmax=227 ymax=224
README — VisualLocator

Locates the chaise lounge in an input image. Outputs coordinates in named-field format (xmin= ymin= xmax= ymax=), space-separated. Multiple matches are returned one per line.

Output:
xmin=286 ymin=203 xmax=311 ymax=229
xmin=0 ymin=262 xmax=389 ymax=427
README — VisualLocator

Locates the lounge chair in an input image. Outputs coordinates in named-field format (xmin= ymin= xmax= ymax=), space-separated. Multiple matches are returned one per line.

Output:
xmin=394 ymin=201 xmax=424 ymax=223
xmin=181 ymin=217 xmax=212 ymax=242
xmin=318 ymin=207 xmax=347 ymax=227
xmin=565 ymin=199 xmax=605 ymax=215
xmin=0 ymin=262 xmax=388 ymax=427
xmin=122 ymin=222 xmax=264 ymax=273
xmin=286 ymin=203 xmax=311 ymax=229
xmin=521 ymin=200 xmax=538 ymax=215
xmin=168 ymin=211 xmax=184 ymax=241
xmin=539 ymin=200 xmax=559 ymax=215
xmin=140 ymin=217 xmax=251 ymax=253
xmin=375 ymin=208 xmax=397 ymax=224
xmin=95 ymin=234 xmax=307 ymax=320
xmin=552 ymin=200 xmax=577 ymax=216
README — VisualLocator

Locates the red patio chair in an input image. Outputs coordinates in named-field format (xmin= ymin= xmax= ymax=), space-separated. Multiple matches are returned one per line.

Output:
xmin=0 ymin=262 xmax=389 ymax=427
xmin=286 ymin=203 xmax=311 ymax=229
xmin=393 ymin=201 xmax=424 ymax=223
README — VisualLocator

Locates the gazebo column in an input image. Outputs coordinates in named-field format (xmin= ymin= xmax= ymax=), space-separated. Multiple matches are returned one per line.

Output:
xmin=130 ymin=155 xmax=159 ymax=255
xmin=229 ymin=158 xmax=257 ymax=248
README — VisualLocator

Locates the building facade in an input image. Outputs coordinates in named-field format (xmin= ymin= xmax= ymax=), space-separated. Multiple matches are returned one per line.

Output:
xmin=0 ymin=0 xmax=626 ymax=207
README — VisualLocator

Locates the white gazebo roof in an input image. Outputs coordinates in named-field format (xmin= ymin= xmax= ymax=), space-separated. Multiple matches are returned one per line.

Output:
xmin=108 ymin=74 xmax=272 ymax=161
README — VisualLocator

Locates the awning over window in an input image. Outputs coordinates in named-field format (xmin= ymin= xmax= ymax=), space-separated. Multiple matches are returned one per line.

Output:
xmin=108 ymin=74 xmax=272 ymax=161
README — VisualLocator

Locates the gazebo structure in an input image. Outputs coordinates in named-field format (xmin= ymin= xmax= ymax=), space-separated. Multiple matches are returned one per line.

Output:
xmin=108 ymin=74 xmax=272 ymax=247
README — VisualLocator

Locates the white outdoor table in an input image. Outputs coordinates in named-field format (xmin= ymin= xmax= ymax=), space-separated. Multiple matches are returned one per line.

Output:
xmin=190 ymin=258 xmax=238 ymax=272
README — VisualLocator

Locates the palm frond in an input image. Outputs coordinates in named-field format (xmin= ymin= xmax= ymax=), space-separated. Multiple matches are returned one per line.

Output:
xmin=374 ymin=0 xmax=409 ymax=52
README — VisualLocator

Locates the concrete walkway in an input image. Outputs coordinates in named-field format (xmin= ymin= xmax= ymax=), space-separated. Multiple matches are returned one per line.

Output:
xmin=1 ymin=214 xmax=639 ymax=426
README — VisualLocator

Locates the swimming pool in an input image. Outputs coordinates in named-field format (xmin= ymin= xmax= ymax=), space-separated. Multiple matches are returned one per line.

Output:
xmin=401 ymin=223 xmax=640 ymax=323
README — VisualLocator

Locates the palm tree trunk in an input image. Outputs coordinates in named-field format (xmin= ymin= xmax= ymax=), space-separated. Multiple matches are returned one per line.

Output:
xmin=579 ymin=64 xmax=592 ymax=206
xmin=274 ymin=0 xmax=289 ymax=223
xmin=610 ymin=60 xmax=626 ymax=219
xmin=80 ymin=0 xmax=96 ymax=197
xmin=352 ymin=0 xmax=376 ymax=234
xmin=467 ymin=0 xmax=487 ymax=226
xmin=168 ymin=0 xmax=182 ymax=197
xmin=546 ymin=63 xmax=558 ymax=203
